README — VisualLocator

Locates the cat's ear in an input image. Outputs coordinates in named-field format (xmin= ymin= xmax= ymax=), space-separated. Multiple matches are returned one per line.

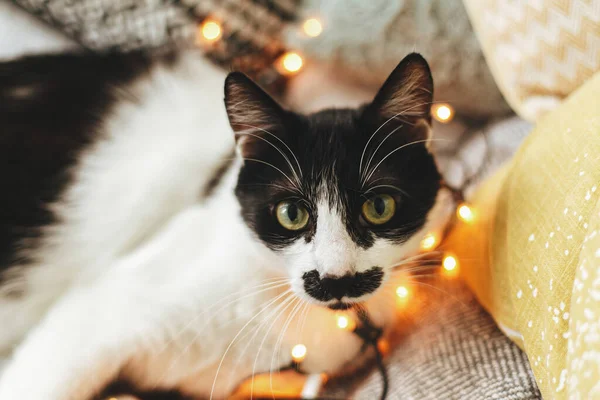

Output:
xmin=367 ymin=53 xmax=434 ymax=125
xmin=224 ymin=72 xmax=286 ymax=157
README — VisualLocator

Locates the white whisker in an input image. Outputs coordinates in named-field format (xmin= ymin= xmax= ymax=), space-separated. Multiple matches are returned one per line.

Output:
xmin=362 ymin=124 xmax=403 ymax=181
xmin=153 ymin=282 xmax=293 ymax=388
xmin=269 ymin=298 xmax=304 ymax=397
xmin=225 ymin=294 xmax=295 ymax=388
xmin=363 ymin=138 xmax=440 ymax=184
xmin=364 ymin=184 xmax=409 ymax=197
xmin=358 ymin=113 xmax=401 ymax=181
xmin=251 ymin=297 xmax=300 ymax=399
xmin=235 ymin=123 xmax=303 ymax=179
xmin=242 ymin=158 xmax=299 ymax=190
xmin=209 ymin=289 xmax=293 ymax=399
xmin=237 ymin=130 xmax=302 ymax=188
xmin=358 ymin=101 xmax=440 ymax=183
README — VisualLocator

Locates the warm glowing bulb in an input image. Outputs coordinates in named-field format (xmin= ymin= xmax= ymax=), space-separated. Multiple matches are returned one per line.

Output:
xmin=377 ymin=339 xmax=390 ymax=356
xmin=396 ymin=286 xmax=409 ymax=298
xmin=336 ymin=315 xmax=349 ymax=329
xmin=433 ymin=104 xmax=454 ymax=122
xmin=291 ymin=344 xmax=307 ymax=362
xmin=303 ymin=18 xmax=323 ymax=37
xmin=335 ymin=314 xmax=355 ymax=330
xmin=421 ymin=233 xmax=437 ymax=250
xmin=457 ymin=203 xmax=474 ymax=223
xmin=278 ymin=52 xmax=304 ymax=75
xmin=443 ymin=255 xmax=457 ymax=271
xmin=200 ymin=20 xmax=222 ymax=42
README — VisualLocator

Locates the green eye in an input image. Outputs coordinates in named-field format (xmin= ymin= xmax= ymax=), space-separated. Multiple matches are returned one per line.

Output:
xmin=362 ymin=194 xmax=396 ymax=225
xmin=276 ymin=201 xmax=310 ymax=231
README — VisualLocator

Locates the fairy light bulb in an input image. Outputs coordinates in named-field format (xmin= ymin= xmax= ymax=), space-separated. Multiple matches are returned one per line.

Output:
xmin=336 ymin=315 xmax=349 ymax=329
xmin=432 ymin=103 xmax=454 ymax=123
xmin=303 ymin=18 xmax=323 ymax=37
xmin=377 ymin=339 xmax=390 ymax=356
xmin=199 ymin=19 xmax=222 ymax=42
xmin=457 ymin=203 xmax=474 ymax=223
xmin=443 ymin=255 xmax=458 ymax=272
xmin=396 ymin=285 xmax=409 ymax=298
xmin=335 ymin=314 xmax=355 ymax=330
xmin=277 ymin=52 xmax=304 ymax=75
xmin=291 ymin=344 xmax=307 ymax=362
xmin=421 ymin=232 xmax=437 ymax=250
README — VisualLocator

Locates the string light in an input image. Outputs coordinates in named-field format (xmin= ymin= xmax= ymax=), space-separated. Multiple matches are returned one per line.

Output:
xmin=396 ymin=285 xmax=409 ymax=298
xmin=421 ymin=232 xmax=438 ymax=250
xmin=302 ymin=18 xmax=323 ymax=37
xmin=198 ymin=19 xmax=222 ymax=43
xmin=276 ymin=52 xmax=304 ymax=75
xmin=443 ymin=255 xmax=458 ymax=272
xmin=291 ymin=344 xmax=307 ymax=362
xmin=377 ymin=339 xmax=390 ymax=356
xmin=432 ymin=103 xmax=454 ymax=123
xmin=457 ymin=203 xmax=474 ymax=223
xmin=335 ymin=314 xmax=356 ymax=330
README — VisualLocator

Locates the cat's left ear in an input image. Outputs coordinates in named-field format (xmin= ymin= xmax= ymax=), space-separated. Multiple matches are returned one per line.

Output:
xmin=224 ymin=72 xmax=286 ymax=157
xmin=365 ymin=52 xmax=434 ymax=141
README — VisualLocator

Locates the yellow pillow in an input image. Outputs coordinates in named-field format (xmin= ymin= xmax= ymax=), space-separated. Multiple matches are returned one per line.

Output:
xmin=463 ymin=0 xmax=600 ymax=122
xmin=446 ymin=71 xmax=600 ymax=399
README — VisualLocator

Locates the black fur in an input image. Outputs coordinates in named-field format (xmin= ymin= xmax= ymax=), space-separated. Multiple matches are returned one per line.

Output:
xmin=0 ymin=50 xmax=177 ymax=274
xmin=302 ymin=267 xmax=384 ymax=302
xmin=225 ymin=53 xmax=441 ymax=252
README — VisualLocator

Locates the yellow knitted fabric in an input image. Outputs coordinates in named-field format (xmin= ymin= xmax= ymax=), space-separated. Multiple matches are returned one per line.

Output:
xmin=446 ymin=72 xmax=600 ymax=399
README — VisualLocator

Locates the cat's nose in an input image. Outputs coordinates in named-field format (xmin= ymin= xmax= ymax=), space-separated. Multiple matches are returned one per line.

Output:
xmin=302 ymin=267 xmax=383 ymax=302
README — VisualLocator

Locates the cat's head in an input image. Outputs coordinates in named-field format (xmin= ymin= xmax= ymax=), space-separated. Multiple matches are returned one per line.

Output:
xmin=224 ymin=53 xmax=442 ymax=309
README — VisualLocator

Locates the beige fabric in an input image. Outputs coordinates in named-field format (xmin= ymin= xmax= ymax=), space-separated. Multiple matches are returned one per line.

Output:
xmin=463 ymin=0 xmax=600 ymax=122
xmin=567 ymin=199 xmax=600 ymax=397
xmin=446 ymin=72 xmax=600 ymax=399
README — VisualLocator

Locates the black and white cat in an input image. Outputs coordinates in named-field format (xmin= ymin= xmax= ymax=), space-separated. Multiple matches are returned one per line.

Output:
xmin=0 ymin=50 xmax=450 ymax=399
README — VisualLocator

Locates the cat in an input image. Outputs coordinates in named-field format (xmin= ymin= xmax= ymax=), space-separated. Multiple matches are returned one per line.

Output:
xmin=0 ymin=50 xmax=450 ymax=399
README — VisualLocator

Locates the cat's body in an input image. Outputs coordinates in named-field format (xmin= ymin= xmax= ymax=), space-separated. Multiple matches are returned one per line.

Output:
xmin=0 ymin=50 xmax=450 ymax=399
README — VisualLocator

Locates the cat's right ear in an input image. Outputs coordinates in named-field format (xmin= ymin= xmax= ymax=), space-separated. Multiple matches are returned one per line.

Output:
xmin=224 ymin=72 xmax=286 ymax=158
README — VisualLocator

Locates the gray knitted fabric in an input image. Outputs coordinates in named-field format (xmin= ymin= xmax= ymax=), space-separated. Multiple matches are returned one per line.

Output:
xmin=285 ymin=0 xmax=511 ymax=118
xmin=433 ymin=116 xmax=533 ymax=198
xmin=322 ymin=279 xmax=541 ymax=400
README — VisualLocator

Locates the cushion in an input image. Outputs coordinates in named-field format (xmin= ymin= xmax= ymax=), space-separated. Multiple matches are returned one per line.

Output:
xmin=446 ymin=71 xmax=600 ymax=399
xmin=463 ymin=0 xmax=600 ymax=122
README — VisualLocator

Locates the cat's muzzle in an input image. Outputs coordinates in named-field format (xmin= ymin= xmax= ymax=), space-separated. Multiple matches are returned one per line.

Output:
xmin=302 ymin=267 xmax=383 ymax=306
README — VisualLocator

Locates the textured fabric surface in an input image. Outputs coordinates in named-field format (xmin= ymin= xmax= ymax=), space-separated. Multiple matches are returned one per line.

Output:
xmin=433 ymin=116 xmax=532 ymax=198
xmin=10 ymin=0 xmax=302 ymax=94
xmin=322 ymin=279 xmax=541 ymax=400
xmin=463 ymin=0 xmax=600 ymax=122
xmin=446 ymin=72 xmax=600 ymax=399
xmin=284 ymin=0 xmax=510 ymax=118
xmin=0 ymin=1 xmax=76 ymax=60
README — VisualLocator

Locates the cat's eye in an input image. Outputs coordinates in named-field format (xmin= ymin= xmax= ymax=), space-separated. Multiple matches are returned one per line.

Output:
xmin=276 ymin=201 xmax=309 ymax=231
xmin=362 ymin=194 xmax=396 ymax=225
